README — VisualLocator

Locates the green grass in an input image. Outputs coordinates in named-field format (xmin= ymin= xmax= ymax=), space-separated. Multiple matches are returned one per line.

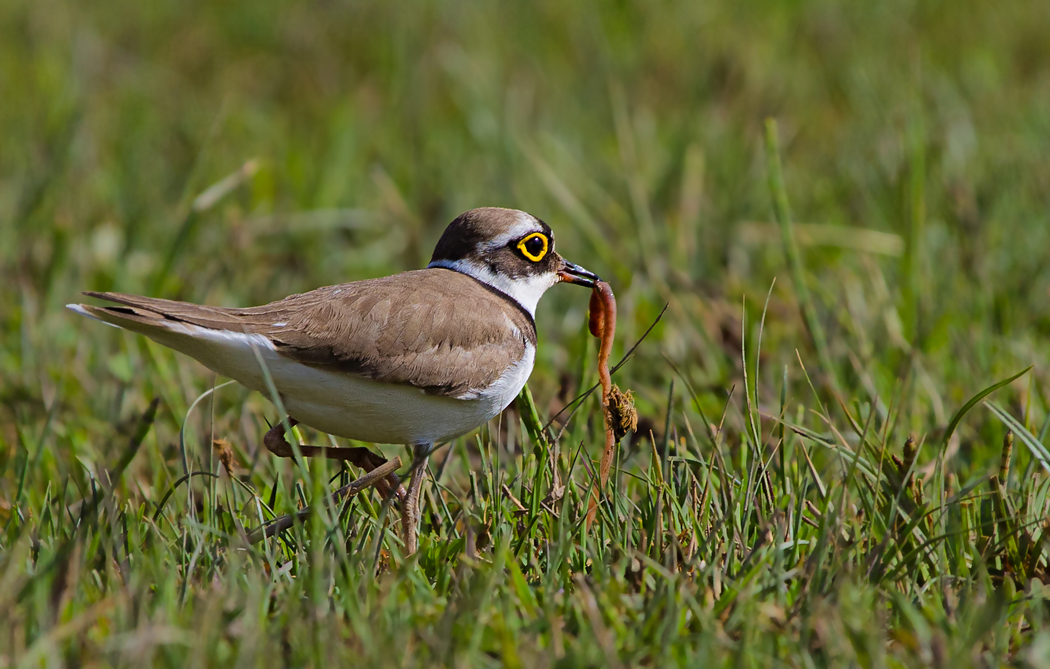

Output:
xmin=4 ymin=0 xmax=1050 ymax=665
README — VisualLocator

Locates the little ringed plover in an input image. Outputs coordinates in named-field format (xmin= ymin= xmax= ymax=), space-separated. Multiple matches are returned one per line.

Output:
xmin=68 ymin=207 xmax=600 ymax=553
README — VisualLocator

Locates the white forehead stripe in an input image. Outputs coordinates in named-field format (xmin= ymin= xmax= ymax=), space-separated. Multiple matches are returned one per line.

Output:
xmin=480 ymin=211 xmax=549 ymax=251
xmin=427 ymin=258 xmax=557 ymax=317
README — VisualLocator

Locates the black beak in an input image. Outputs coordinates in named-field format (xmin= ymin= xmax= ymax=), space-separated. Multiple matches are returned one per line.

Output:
xmin=557 ymin=258 xmax=600 ymax=288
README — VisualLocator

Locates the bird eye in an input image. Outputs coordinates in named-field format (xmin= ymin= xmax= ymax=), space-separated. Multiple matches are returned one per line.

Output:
xmin=517 ymin=233 xmax=549 ymax=262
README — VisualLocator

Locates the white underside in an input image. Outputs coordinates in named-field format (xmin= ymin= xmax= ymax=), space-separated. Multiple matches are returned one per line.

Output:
xmin=68 ymin=304 xmax=535 ymax=445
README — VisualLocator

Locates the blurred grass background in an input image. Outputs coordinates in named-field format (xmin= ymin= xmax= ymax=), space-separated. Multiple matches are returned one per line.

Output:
xmin=4 ymin=0 xmax=1050 ymax=665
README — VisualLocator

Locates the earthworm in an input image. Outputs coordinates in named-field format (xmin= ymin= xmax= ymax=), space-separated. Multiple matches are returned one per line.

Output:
xmin=591 ymin=281 xmax=617 ymax=488
xmin=585 ymin=280 xmax=625 ymax=526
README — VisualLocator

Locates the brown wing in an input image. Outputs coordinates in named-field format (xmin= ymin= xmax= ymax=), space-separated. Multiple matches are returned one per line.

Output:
xmin=84 ymin=268 xmax=536 ymax=397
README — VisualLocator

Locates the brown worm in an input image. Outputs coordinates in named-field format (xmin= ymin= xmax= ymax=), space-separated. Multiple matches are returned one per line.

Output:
xmin=588 ymin=288 xmax=605 ymax=338
xmin=586 ymin=280 xmax=620 ymax=525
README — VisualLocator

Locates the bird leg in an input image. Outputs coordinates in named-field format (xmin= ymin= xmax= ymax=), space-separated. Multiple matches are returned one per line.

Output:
xmin=401 ymin=444 xmax=432 ymax=555
xmin=246 ymin=456 xmax=402 ymax=544
xmin=262 ymin=420 xmax=432 ymax=555
xmin=263 ymin=418 xmax=406 ymax=502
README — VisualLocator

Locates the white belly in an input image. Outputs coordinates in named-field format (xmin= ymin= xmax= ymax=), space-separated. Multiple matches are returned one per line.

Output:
xmin=142 ymin=322 xmax=535 ymax=445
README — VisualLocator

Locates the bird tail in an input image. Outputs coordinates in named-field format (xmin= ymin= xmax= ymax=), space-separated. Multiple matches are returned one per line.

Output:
xmin=67 ymin=292 xmax=182 ymax=338
xmin=67 ymin=292 xmax=276 ymax=393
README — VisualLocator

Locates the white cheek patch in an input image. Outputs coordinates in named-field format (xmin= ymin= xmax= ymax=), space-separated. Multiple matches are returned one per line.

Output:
xmin=427 ymin=259 xmax=557 ymax=316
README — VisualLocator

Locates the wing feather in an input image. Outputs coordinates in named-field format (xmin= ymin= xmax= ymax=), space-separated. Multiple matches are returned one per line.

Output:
xmin=79 ymin=269 xmax=536 ymax=398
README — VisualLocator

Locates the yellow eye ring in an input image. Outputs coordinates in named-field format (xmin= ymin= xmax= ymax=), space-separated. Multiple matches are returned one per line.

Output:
xmin=517 ymin=232 xmax=549 ymax=262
